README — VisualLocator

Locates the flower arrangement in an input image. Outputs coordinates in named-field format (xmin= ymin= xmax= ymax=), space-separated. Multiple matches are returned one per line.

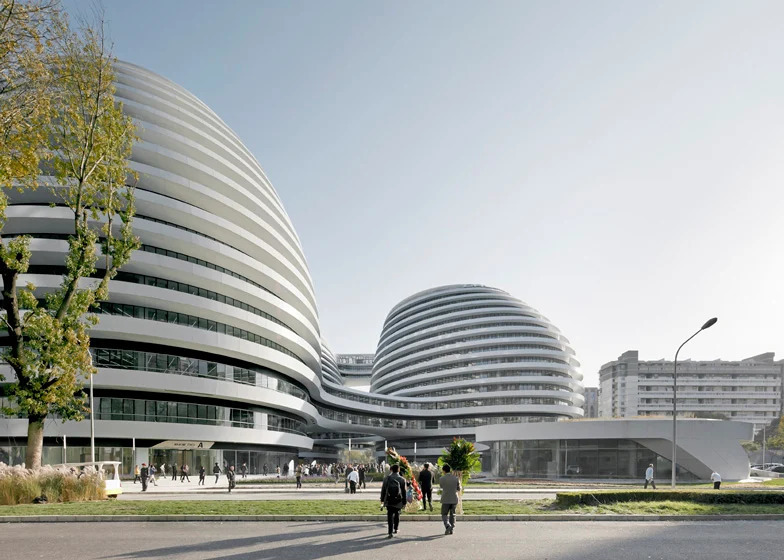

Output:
xmin=386 ymin=447 xmax=422 ymax=512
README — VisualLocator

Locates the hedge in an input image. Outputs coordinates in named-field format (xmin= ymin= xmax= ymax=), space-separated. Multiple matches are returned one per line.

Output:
xmin=556 ymin=490 xmax=784 ymax=507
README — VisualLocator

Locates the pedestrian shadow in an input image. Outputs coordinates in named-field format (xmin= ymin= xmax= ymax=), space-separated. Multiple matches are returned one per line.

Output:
xmin=201 ymin=530 xmax=444 ymax=560
xmin=107 ymin=523 xmax=445 ymax=560
xmin=104 ymin=524 xmax=368 ymax=559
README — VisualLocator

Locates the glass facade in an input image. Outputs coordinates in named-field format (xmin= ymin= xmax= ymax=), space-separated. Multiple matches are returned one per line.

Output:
xmin=91 ymin=348 xmax=309 ymax=400
xmin=0 ymin=445 xmax=298 ymax=478
xmin=488 ymin=439 xmax=697 ymax=480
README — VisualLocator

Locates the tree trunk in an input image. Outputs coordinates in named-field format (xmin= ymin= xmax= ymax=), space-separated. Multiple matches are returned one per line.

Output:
xmin=456 ymin=470 xmax=465 ymax=514
xmin=25 ymin=416 xmax=46 ymax=469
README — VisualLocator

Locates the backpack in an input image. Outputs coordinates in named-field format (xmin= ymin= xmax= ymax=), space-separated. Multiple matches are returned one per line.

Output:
xmin=386 ymin=476 xmax=402 ymax=502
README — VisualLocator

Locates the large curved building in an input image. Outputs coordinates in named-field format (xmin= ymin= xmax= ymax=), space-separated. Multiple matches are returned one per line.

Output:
xmin=1 ymin=61 xmax=322 ymax=472
xmin=0 ymin=61 xmax=753 ymax=480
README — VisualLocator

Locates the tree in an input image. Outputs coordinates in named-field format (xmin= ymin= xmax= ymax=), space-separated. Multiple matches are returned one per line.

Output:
xmin=437 ymin=438 xmax=481 ymax=513
xmin=692 ymin=411 xmax=728 ymax=420
xmin=0 ymin=1 xmax=138 ymax=469
xmin=740 ymin=440 xmax=760 ymax=453
xmin=0 ymin=0 xmax=60 ymax=190
xmin=766 ymin=419 xmax=784 ymax=450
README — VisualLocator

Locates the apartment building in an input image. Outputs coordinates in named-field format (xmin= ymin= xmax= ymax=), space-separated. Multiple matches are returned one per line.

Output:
xmin=599 ymin=351 xmax=783 ymax=428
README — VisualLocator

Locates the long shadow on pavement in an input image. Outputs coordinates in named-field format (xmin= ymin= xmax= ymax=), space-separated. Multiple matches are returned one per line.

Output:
xmin=106 ymin=523 xmax=444 ymax=560
xmin=104 ymin=524 xmax=368 ymax=559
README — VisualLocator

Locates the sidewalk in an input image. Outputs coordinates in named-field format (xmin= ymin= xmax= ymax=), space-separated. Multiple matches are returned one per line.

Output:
xmin=119 ymin=477 xmax=564 ymax=501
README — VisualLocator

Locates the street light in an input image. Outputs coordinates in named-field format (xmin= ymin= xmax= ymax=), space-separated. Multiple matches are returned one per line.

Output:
xmin=671 ymin=317 xmax=717 ymax=488
xmin=88 ymin=352 xmax=95 ymax=465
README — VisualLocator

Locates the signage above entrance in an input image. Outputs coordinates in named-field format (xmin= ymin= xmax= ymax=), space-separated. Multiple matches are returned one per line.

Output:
xmin=152 ymin=441 xmax=215 ymax=449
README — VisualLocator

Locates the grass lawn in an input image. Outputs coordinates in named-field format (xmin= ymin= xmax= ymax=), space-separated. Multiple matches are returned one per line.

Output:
xmin=1 ymin=499 xmax=783 ymax=517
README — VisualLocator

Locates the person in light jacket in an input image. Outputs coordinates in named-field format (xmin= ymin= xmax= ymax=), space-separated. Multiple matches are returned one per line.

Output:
xmin=439 ymin=464 xmax=461 ymax=535
xmin=644 ymin=463 xmax=656 ymax=489
xmin=347 ymin=467 xmax=359 ymax=494
xmin=710 ymin=470 xmax=721 ymax=490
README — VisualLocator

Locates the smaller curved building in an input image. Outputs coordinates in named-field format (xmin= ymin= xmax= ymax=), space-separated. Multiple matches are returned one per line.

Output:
xmin=372 ymin=285 xmax=585 ymax=421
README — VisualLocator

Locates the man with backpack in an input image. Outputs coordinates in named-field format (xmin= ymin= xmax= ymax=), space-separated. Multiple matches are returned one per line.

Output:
xmin=380 ymin=464 xmax=407 ymax=538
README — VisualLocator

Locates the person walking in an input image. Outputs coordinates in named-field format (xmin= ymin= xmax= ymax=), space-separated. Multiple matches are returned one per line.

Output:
xmin=263 ymin=464 xmax=268 ymax=476
xmin=160 ymin=463 xmax=166 ymax=478
xmin=276 ymin=465 xmax=281 ymax=478
xmin=295 ymin=465 xmax=303 ymax=489
xmin=418 ymin=462 xmax=434 ymax=511
xmin=380 ymin=464 xmax=407 ymax=538
xmin=199 ymin=465 xmax=206 ymax=485
xmin=439 ymin=464 xmax=461 ymax=535
xmin=171 ymin=463 xmax=178 ymax=481
xmin=241 ymin=463 xmax=247 ymax=479
xmin=644 ymin=463 xmax=656 ymax=489
xmin=358 ymin=465 xmax=366 ymax=491
xmin=180 ymin=464 xmax=190 ymax=482
xmin=133 ymin=465 xmax=141 ymax=484
xmin=213 ymin=462 xmax=221 ymax=483
xmin=347 ymin=466 xmax=359 ymax=494
xmin=711 ymin=470 xmax=722 ymax=490
xmin=227 ymin=465 xmax=236 ymax=493
xmin=149 ymin=464 xmax=158 ymax=486
xmin=140 ymin=463 xmax=149 ymax=492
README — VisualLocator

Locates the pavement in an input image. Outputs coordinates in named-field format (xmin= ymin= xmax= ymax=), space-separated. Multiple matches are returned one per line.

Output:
xmin=120 ymin=477 xmax=557 ymax=500
xmin=2 ymin=520 xmax=781 ymax=559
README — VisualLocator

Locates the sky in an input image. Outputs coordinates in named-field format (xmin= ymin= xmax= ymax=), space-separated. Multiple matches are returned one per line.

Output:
xmin=64 ymin=0 xmax=784 ymax=386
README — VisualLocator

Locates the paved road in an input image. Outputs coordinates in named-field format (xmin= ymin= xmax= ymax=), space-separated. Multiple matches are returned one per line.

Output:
xmin=1 ymin=521 xmax=779 ymax=559
xmin=119 ymin=489 xmax=555 ymax=501
xmin=119 ymin=479 xmax=556 ymax=500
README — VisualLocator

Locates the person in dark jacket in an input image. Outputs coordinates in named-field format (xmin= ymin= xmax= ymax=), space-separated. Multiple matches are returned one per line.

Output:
xmin=213 ymin=462 xmax=221 ymax=483
xmin=140 ymin=463 xmax=149 ymax=492
xmin=418 ymin=462 xmax=433 ymax=511
xmin=171 ymin=463 xmax=178 ymax=481
xmin=358 ymin=465 xmax=366 ymax=490
xmin=227 ymin=465 xmax=236 ymax=493
xmin=380 ymin=465 xmax=407 ymax=538
xmin=198 ymin=465 xmax=206 ymax=485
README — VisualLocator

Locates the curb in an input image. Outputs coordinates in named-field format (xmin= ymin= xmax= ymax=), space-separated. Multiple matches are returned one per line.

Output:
xmin=3 ymin=514 xmax=784 ymax=523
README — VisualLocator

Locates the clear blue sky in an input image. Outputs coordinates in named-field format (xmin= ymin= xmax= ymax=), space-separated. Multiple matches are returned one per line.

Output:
xmin=65 ymin=1 xmax=784 ymax=386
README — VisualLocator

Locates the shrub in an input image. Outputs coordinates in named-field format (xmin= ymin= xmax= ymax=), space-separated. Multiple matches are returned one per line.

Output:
xmin=556 ymin=490 xmax=784 ymax=507
xmin=0 ymin=463 xmax=105 ymax=505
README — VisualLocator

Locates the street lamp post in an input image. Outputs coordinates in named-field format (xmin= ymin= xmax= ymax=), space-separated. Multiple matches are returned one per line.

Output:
xmin=671 ymin=317 xmax=717 ymax=488
xmin=89 ymin=354 xmax=95 ymax=465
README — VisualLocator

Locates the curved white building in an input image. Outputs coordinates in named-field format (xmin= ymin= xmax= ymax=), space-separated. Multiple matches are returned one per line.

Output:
xmin=372 ymin=285 xmax=584 ymax=419
xmin=0 ymin=63 xmax=754 ymax=480
xmin=1 ymin=61 xmax=321 ymax=472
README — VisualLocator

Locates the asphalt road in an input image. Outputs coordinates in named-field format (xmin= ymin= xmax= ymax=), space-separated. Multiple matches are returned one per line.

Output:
xmin=1 ymin=521 xmax=778 ymax=559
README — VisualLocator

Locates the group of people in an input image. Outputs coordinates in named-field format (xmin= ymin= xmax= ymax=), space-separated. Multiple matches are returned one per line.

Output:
xmin=132 ymin=461 xmax=248 ymax=492
xmin=380 ymin=462 xmax=461 ymax=538
xmin=643 ymin=463 xmax=723 ymax=490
